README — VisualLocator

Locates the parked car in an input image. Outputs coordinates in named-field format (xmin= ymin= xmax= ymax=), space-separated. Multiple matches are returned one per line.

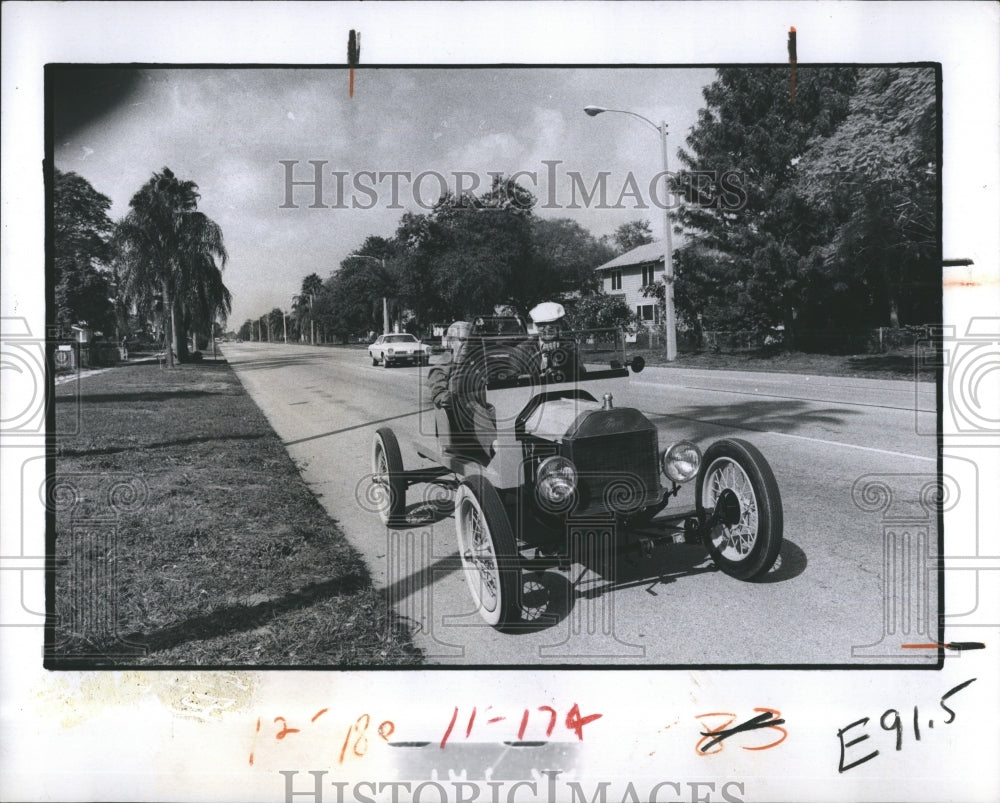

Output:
xmin=369 ymin=327 xmax=783 ymax=631
xmin=368 ymin=333 xmax=431 ymax=367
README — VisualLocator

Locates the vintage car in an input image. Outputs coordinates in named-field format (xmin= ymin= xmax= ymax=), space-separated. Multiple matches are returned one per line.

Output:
xmin=370 ymin=327 xmax=782 ymax=631
xmin=368 ymin=333 xmax=431 ymax=367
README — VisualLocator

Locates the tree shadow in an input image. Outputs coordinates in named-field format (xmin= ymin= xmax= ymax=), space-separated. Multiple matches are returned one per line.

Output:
xmin=231 ymin=354 xmax=342 ymax=372
xmin=646 ymin=398 xmax=862 ymax=442
xmin=56 ymin=390 xmax=234 ymax=404
xmin=48 ymin=572 xmax=372 ymax=666
xmin=57 ymin=432 xmax=268 ymax=457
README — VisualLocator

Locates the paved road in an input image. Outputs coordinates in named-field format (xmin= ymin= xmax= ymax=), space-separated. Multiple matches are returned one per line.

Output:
xmin=223 ymin=342 xmax=939 ymax=666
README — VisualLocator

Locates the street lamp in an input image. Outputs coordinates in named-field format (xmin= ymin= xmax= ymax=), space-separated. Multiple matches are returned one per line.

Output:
xmin=584 ymin=105 xmax=677 ymax=361
xmin=347 ymin=253 xmax=390 ymax=335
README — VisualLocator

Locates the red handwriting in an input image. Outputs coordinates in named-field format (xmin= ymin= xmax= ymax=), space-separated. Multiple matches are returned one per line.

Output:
xmin=248 ymin=711 xmax=395 ymax=766
xmin=694 ymin=708 xmax=787 ymax=755
xmin=441 ymin=703 xmax=602 ymax=748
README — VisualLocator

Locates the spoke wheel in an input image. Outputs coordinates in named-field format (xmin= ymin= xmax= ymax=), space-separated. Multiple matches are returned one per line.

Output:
xmin=696 ymin=438 xmax=782 ymax=580
xmin=454 ymin=476 xmax=521 ymax=630
xmin=371 ymin=428 xmax=406 ymax=526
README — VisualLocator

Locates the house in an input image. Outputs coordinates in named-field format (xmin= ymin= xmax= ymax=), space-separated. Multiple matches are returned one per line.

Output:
xmin=594 ymin=239 xmax=677 ymax=326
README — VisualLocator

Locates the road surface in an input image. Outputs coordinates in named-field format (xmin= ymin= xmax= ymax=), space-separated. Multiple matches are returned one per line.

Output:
xmin=222 ymin=341 xmax=940 ymax=666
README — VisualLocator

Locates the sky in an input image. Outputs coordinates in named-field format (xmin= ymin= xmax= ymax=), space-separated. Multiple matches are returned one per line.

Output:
xmin=52 ymin=67 xmax=716 ymax=328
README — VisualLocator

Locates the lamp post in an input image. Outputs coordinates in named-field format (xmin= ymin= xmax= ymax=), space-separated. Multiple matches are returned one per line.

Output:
xmin=348 ymin=253 xmax=390 ymax=335
xmin=283 ymin=309 xmax=288 ymax=344
xmin=584 ymin=105 xmax=677 ymax=361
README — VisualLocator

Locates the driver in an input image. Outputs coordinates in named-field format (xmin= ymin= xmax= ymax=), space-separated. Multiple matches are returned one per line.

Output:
xmin=518 ymin=301 xmax=586 ymax=382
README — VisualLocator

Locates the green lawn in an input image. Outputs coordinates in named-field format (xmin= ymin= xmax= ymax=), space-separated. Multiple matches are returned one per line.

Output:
xmin=638 ymin=347 xmax=935 ymax=381
xmin=50 ymin=360 xmax=422 ymax=667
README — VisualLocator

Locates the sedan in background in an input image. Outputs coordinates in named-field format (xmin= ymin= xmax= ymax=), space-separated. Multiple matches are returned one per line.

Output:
xmin=368 ymin=333 xmax=431 ymax=367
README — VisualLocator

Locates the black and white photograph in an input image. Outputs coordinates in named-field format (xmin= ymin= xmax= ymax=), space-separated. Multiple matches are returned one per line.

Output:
xmin=2 ymin=2 xmax=998 ymax=802
xmin=45 ymin=61 xmax=943 ymax=668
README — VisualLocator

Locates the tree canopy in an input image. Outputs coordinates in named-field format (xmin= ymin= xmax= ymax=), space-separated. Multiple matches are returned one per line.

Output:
xmin=115 ymin=167 xmax=230 ymax=364
xmin=311 ymin=176 xmax=615 ymax=338
xmin=669 ymin=66 xmax=938 ymax=345
xmin=52 ymin=169 xmax=115 ymax=335
xmin=796 ymin=68 xmax=938 ymax=329
xmin=612 ymin=219 xmax=653 ymax=253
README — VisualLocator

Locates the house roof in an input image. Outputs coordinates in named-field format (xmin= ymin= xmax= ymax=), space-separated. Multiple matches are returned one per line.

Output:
xmin=594 ymin=239 xmax=668 ymax=271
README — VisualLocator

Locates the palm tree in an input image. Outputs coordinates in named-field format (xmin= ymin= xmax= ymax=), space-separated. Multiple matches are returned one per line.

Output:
xmin=293 ymin=272 xmax=323 ymax=343
xmin=114 ymin=167 xmax=229 ymax=366
xmin=176 ymin=211 xmax=231 ymax=354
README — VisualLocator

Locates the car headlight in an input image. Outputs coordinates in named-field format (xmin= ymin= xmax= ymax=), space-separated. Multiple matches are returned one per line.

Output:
xmin=661 ymin=440 xmax=701 ymax=483
xmin=536 ymin=455 xmax=577 ymax=508
xmin=386 ymin=348 xmax=394 ymax=355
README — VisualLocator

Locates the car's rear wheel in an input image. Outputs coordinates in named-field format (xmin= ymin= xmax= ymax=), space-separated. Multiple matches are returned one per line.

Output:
xmin=371 ymin=428 xmax=406 ymax=526
xmin=454 ymin=476 xmax=521 ymax=630
xmin=696 ymin=438 xmax=782 ymax=580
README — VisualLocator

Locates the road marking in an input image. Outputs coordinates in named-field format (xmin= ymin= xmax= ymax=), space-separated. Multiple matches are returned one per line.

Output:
xmin=757 ymin=430 xmax=936 ymax=462
xmin=643 ymin=371 xmax=934 ymax=394
xmin=632 ymin=380 xmax=936 ymax=413
xmin=650 ymin=410 xmax=936 ymax=462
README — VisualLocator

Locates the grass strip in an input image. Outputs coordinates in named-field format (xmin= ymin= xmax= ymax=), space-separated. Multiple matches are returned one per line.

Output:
xmin=636 ymin=347 xmax=934 ymax=381
xmin=50 ymin=360 xmax=422 ymax=667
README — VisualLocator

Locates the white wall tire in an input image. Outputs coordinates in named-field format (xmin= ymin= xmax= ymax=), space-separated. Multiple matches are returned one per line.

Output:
xmin=454 ymin=476 xmax=521 ymax=629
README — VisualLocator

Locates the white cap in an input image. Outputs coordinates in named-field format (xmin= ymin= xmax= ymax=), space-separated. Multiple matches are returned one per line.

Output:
xmin=528 ymin=301 xmax=565 ymax=324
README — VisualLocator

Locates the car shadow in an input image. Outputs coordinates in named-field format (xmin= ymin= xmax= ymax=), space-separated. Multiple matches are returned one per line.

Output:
xmin=506 ymin=536 xmax=807 ymax=634
xmin=401 ymin=496 xmax=455 ymax=527
xmin=746 ymin=538 xmax=808 ymax=584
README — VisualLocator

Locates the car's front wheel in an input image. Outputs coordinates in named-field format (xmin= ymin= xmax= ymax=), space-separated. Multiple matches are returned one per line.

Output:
xmin=696 ymin=438 xmax=783 ymax=580
xmin=454 ymin=476 xmax=521 ymax=630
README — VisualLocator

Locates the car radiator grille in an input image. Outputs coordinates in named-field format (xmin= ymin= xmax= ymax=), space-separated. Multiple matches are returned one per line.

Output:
xmin=566 ymin=430 xmax=660 ymax=515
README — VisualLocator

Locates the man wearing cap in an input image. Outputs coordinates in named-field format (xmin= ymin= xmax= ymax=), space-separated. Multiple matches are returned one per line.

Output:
xmin=427 ymin=320 xmax=495 ymax=460
xmin=519 ymin=301 xmax=586 ymax=382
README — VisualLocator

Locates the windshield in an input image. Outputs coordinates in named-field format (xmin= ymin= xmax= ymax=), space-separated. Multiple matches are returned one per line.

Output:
xmin=453 ymin=327 xmax=636 ymax=390
xmin=384 ymin=334 xmax=418 ymax=343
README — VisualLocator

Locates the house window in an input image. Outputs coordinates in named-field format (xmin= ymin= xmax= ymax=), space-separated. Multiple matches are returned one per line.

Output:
xmin=641 ymin=264 xmax=656 ymax=286
xmin=610 ymin=270 xmax=622 ymax=291
xmin=636 ymin=304 xmax=658 ymax=322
